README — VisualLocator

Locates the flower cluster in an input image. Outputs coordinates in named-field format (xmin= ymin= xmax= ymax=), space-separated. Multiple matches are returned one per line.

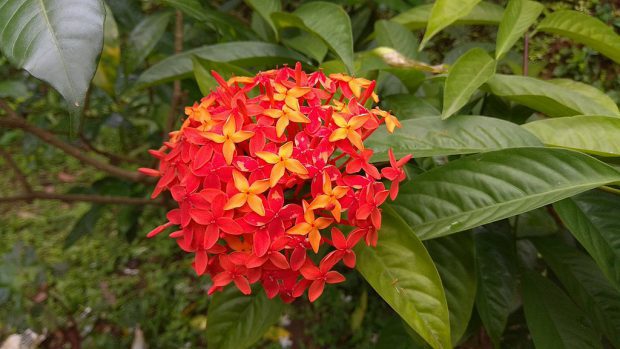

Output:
xmin=140 ymin=63 xmax=411 ymax=302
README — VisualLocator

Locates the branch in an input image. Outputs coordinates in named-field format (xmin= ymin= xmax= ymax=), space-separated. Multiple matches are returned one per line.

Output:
xmin=0 ymin=191 xmax=161 ymax=205
xmin=0 ymin=148 xmax=33 ymax=194
xmin=164 ymin=10 xmax=185 ymax=137
xmin=0 ymin=100 xmax=151 ymax=183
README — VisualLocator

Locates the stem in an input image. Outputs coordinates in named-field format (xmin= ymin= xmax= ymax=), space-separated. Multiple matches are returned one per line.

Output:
xmin=522 ymin=32 xmax=530 ymax=76
xmin=0 ymin=148 xmax=33 ymax=195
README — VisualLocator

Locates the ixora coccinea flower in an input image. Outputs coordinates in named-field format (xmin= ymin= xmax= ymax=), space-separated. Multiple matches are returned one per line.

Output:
xmin=139 ymin=63 xmax=411 ymax=302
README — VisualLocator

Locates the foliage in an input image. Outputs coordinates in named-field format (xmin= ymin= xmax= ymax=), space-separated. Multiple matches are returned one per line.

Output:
xmin=1 ymin=0 xmax=620 ymax=348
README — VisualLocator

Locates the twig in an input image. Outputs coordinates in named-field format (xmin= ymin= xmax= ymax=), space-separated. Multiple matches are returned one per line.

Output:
xmin=0 ymin=148 xmax=33 ymax=194
xmin=0 ymin=100 xmax=150 ymax=183
xmin=0 ymin=191 xmax=161 ymax=205
xmin=164 ymin=10 xmax=185 ymax=138
xmin=523 ymin=32 xmax=529 ymax=76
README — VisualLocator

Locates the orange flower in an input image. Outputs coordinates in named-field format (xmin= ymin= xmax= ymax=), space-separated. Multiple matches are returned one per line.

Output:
xmin=286 ymin=201 xmax=333 ymax=253
xmin=328 ymin=113 xmax=369 ymax=150
xmin=273 ymin=83 xmax=311 ymax=110
xmin=256 ymin=141 xmax=308 ymax=187
xmin=224 ymin=170 xmax=270 ymax=216
xmin=371 ymin=108 xmax=401 ymax=133
xmin=203 ymin=116 xmax=254 ymax=164
xmin=264 ymin=106 xmax=310 ymax=137
xmin=329 ymin=73 xmax=379 ymax=102
xmin=308 ymin=172 xmax=349 ymax=222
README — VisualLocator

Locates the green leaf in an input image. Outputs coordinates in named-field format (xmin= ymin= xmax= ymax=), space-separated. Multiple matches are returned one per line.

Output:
xmin=537 ymin=10 xmax=620 ymax=64
xmin=92 ymin=4 xmax=120 ymax=97
xmin=290 ymin=2 xmax=354 ymax=73
xmin=366 ymin=115 xmax=541 ymax=162
xmin=533 ymin=236 xmax=620 ymax=347
xmin=124 ymin=12 xmax=172 ymax=74
xmin=0 ymin=0 xmax=105 ymax=109
xmin=135 ymin=42 xmax=308 ymax=88
xmin=522 ymin=271 xmax=602 ymax=349
xmin=245 ymin=0 xmax=281 ymax=41
xmin=548 ymin=79 xmax=620 ymax=116
xmin=474 ymin=221 xmax=519 ymax=347
xmin=421 ymin=0 xmax=483 ymax=49
xmin=554 ymin=190 xmax=620 ymax=291
xmin=356 ymin=206 xmax=451 ymax=349
xmin=484 ymin=74 xmax=619 ymax=117
xmin=206 ymin=286 xmax=284 ymax=349
xmin=375 ymin=20 xmax=418 ymax=59
xmin=393 ymin=2 xmax=504 ymax=30
xmin=0 ymin=80 xmax=29 ymax=99
xmin=425 ymin=233 xmax=476 ymax=346
xmin=192 ymin=57 xmax=252 ymax=96
xmin=64 ymin=205 xmax=103 ymax=248
xmin=271 ymin=13 xmax=328 ymax=62
xmin=391 ymin=147 xmax=620 ymax=240
xmin=442 ymin=48 xmax=496 ymax=119
xmin=380 ymin=94 xmax=441 ymax=118
xmin=495 ymin=0 xmax=544 ymax=60
xmin=523 ymin=115 xmax=620 ymax=157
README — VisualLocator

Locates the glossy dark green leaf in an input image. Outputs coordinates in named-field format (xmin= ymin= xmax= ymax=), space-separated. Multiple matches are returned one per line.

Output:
xmin=474 ymin=221 xmax=518 ymax=347
xmin=206 ymin=286 xmax=284 ymax=349
xmin=375 ymin=20 xmax=418 ymax=59
xmin=288 ymin=2 xmax=354 ymax=73
xmin=64 ymin=205 xmax=103 ymax=248
xmin=421 ymin=0 xmax=482 ymax=48
xmin=135 ymin=42 xmax=308 ymax=88
xmin=425 ymin=233 xmax=476 ymax=346
xmin=522 ymin=272 xmax=602 ymax=349
xmin=356 ymin=206 xmax=451 ymax=349
xmin=442 ymin=48 xmax=496 ymax=119
xmin=393 ymin=2 xmax=504 ymax=30
xmin=537 ymin=10 xmax=620 ymax=64
xmin=484 ymin=74 xmax=618 ymax=117
xmin=0 ymin=0 xmax=105 ymax=109
xmin=523 ymin=115 xmax=620 ymax=157
xmin=554 ymin=190 xmax=620 ymax=291
xmin=192 ymin=57 xmax=252 ymax=96
xmin=366 ymin=115 xmax=541 ymax=162
xmin=391 ymin=148 xmax=620 ymax=240
xmin=495 ymin=0 xmax=544 ymax=60
xmin=533 ymin=236 xmax=620 ymax=347
xmin=124 ymin=12 xmax=172 ymax=74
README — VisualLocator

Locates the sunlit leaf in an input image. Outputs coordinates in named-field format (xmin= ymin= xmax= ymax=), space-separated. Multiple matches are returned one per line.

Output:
xmin=495 ymin=0 xmax=544 ymax=60
xmin=393 ymin=2 xmax=504 ymax=30
xmin=421 ymin=0 xmax=482 ymax=49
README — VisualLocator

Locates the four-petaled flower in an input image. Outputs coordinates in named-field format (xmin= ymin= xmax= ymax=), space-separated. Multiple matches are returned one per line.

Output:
xmin=256 ymin=141 xmax=309 ymax=187
xmin=224 ymin=170 xmax=270 ymax=215
xmin=328 ymin=113 xmax=369 ymax=150
xmin=308 ymin=172 xmax=349 ymax=221
xmin=203 ymin=116 xmax=254 ymax=164
xmin=287 ymin=201 xmax=333 ymax=253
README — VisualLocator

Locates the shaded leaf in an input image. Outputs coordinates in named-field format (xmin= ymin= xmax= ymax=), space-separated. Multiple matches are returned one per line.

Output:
xmin=495 ymin=0 xmax=544 ymax=60
xmin=124 ymin=12 xmax=172 ymax=74
xmin=356 ymin=206 xmax=451 ymax=349
xmin=92 ymin=4 xmax=120 ymax=96
xmin=537 ymin=10 xmax=620 ymax=64
xmin=206 ymin=286 xmax=284 ymax=349
xmin=523 ymin=115 xmax=620 ymax=157
xmin=442 ymin=48 xmax=496 ymax=119
xmin=366 ymin=115 xmax=541 ymax=162
xmin=522 ymin=271 xmax=602 ymax=349
xmin=391 ymin=148 xmax=620 ymax=240
xmin=421 ymin=0 xmax=483 ymax=49
xmin=245 ymin=0 xmax=281 ymax=41
xmin=64 ymin=205 xmax=103 ymax=248
xmin=393 ymin=2 xmax=504 ymax=30
xmin=0 ymin=0 xmax=105 ymax=109
xmin=380 ymin=94 xmax=440 ymax=118
xmin=375 ymin=20 xmax=418 ymax=59
xmin=192 ymin=57 xmax=252 ymax=96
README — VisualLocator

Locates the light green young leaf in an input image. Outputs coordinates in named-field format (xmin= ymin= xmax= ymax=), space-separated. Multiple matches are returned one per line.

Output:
xmin=523 ymin=115 xmax=620 ymax=157
xmin=0 ymin=0 xmax=105 ymax=109
xmin=125 ymin=12 xmax=172 ymax=74
xmin=356 ymin=206 xmax=451 ymax=349
xmin=425 ymin=233 xmax=477 ymax=346
xmin=484 ymin=74 xmax=619 ymax=117
xmin=442 ymin=48 xmax=496 ymax=119
xmin=245 ymin=0 xmax=281 ymax=41
xmin=192 ymin=57 xmax=252 ymax=96
xmin=537 ymin=10 xmax=620 ymax=64
xmin=474 ymin=221 xmax=519 ymax=347
xmin=533 ymin=236 xmax=620 ymax=347
xmin=207 ymin=286 xmax=284 ymax=349
xmin=495 ymin=0 xmax=544 ymax=60
xmin=291 ymin=1 xmax=354 ymax=73
xmin=135 ymin=42 xmax=308 ymax=88
xmin=522 ymin=272 xmax=602 ymax=349
xmin=393 ymin=2 xmax=504 ymax=30
xmin=554 ymin=190 xmax=620 ymax=291
xmin=421 ymin=0 xmax=483 ymax=49
xmin=375 ymin=20 xmax=418 ymax=59
xmin=366 ymin=115 xmax=541 ymax=162
xmin=391 ymin=148 xmax=620 ymax=240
